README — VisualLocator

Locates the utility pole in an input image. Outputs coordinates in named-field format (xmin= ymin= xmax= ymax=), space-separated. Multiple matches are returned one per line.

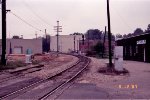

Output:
xmin=1 ymin=0 xmax=7 ymax=65
xmin=88 ymin=31 xmax=89 ymax=51
xmin=54 ymin=21 xmax=62 ymax=52
xmin=21 ymin=35 xmax=23 ymax=39
xmin=35 ymin=31 xmax=37 ymax=39
xmin=74 ymin=35 xmax=76 ymax=52
xmin=107 ymin=0 xmax=112 ymax=67
xmin=102 ymin=26 xmax=107 ymax=58
xmin=45 ymin=29 xmax=47 ymax=36
xmin=78 ymin=38 xmax=80 ymax=52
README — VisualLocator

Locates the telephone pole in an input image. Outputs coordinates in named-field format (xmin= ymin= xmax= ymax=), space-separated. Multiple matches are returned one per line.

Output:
xmin=88 ymin=31 xmax=89 ymax=51
xmin=45 ymin=29 xmax=47 ymax=36
xmin=1 ymin=0 xmax=7 ymax=65
xmin=35 ymin=31 xmax=37 ymax=39
xmin=74 ymin=35 xmax=76 ymax=52
xmin=107 ymin=0 xmax=112 ymax=67
xmin=54 ymin=21 xmax=62 ymax=52
xmin=102 ymin=26 xmax=107 ymax=58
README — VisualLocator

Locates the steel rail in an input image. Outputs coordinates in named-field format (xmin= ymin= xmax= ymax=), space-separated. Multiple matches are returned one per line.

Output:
xmin=0 ymin=55 xmax=81 ymax=99
xmin=0 ymin=65 xmax=44 ymax=83
xmin=39 ymin=56 xmax=90 ymax=100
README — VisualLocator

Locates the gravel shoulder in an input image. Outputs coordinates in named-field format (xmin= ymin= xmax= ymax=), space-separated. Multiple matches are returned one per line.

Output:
xmin=77 ymin=57 xmax=127 ymax=86
xmin=24 ymin=54 xmax=78 ymax=78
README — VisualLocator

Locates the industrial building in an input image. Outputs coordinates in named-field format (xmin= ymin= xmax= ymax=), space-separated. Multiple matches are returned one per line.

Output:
xmin=0 ymin=39 xmax=43 ymax=55
xmin=50 ymin=35 xmax=82 ymax=53
xmin=116 ymin=33 xmax=150 ymax=63
xmin=0 ymin=35 xmax=82 ymax=55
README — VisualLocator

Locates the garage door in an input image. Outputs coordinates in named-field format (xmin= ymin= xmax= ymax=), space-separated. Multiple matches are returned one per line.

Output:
xmin=14 ymin=47 xmax=22 ymax=54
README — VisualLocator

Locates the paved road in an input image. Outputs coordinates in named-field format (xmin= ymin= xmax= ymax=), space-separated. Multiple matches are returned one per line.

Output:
xmin=56 ymin=61 xmax=150 ymax=99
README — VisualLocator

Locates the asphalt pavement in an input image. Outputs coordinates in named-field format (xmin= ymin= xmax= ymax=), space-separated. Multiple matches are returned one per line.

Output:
xmin=56 ymin=61 xmax=150 ymax=99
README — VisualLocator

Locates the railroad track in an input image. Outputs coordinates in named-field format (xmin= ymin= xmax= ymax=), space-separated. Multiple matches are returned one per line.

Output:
xmin=0 ymin=52 xmax=58 ymax=83
xmin=0 ymin=64 xmax=44 ymax=84
xmin=0 ymin=55 xmax=90 ymax=100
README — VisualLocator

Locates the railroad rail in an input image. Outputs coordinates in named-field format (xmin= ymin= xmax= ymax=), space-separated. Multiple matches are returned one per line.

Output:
xmin=0 ymin=52 xmax=58 ymax=83
xmin=0 ymin=54 xmax=90 ymax=99
xmin=0 ymin=64 xmax=44 ymax=83
xmin=39 ymin=55 xmax=90 ymax=100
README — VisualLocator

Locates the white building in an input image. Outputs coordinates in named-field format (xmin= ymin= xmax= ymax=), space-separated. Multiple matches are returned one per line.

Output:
xmin=50 ymin=35 xmax=82 ymax=53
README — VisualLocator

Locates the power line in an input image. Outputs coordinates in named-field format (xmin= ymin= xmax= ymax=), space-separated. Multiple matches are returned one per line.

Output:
xmin=0 ymin=7 xmax=46 ymax=34
xmin=10 ymin=11 xmax=45 ymax=33
xmin=22 ymin=0 xmax=52 ymax=27
xmin=111 ymin=6 xmax=133 ymax=32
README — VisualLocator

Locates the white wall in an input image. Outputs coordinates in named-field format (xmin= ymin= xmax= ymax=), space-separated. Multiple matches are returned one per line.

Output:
xmin=50 ymin=35 xmax=82 ymax=53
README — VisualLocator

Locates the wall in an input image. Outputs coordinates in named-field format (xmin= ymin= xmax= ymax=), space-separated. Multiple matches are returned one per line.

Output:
xmin=6 ymin=39 xmax=42 ymax=54
xmin=50 ymin=35 xmax=82 ymax=53
xmin=116 ymin=33 xmax=150 ymax=62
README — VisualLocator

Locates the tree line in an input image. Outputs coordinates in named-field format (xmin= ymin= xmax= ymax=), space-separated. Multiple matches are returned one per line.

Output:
xmin=116 ymin=24 xmax=150 ymax=39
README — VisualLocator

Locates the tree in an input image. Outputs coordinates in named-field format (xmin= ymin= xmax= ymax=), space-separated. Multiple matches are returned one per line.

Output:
xmin=85 ymin=29 xmax=103 ymax=40
xmin=93 ymin=41 xmax=104 ymax=56
xmin=127 ymin=33 xmax=133 ymax=37
xmin=70 ymin=32 xmax=82 ymax=35
xmin=133 ymin=28 xmax=143 ymax=35
xmin=148 ymin=24 xmax=150 ymax=30
xmin=145 ymin=24 xmax=150 ymax=33
xmin=116 ymin=34 xmax=123 ymax=38
xmin=123 ymin=34 xmax=127 ymax=38
xmin=12 ymin=35 xmax=20 ymax=39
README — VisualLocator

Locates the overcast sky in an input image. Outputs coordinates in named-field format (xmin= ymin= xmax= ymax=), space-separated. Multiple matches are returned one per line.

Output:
xmin=0 ymin=0 xmax=150 ymax=39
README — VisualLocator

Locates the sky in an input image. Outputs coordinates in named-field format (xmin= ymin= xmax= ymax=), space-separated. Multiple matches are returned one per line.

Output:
xmin=0 ymin=0 xmax=150 ymax=39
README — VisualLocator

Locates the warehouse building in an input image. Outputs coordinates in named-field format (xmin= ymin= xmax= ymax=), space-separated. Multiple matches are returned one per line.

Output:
xmin=50 ymin=35 xmax=82 ymax=53
xmin=0 ymin=35 xmax=82 ymax=55
xmin=116 ymin=33 xmax=150 ymax=63
xmin=0 ymin=39 xmax=43 ymax=55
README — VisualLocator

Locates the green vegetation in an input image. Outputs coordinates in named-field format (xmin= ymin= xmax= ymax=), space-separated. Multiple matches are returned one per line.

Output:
xmin=86 ymin=41 xmax=106 ymax=58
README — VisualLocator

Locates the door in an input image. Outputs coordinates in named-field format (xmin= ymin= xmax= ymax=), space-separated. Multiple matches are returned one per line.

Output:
xmin=137 ymin=45 xmax=144 ymax=61
xmin=14 ymin=47 xmax=22 ymax=54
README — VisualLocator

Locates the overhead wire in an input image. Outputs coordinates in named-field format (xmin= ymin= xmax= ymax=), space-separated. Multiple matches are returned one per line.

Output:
xmin=111 ymin=6 xmax=133 ymax=33
xmin=0 ymin=7 xmax=46 ymax=34
xmin=22 ymin=0 xmax=52 ymax=27
xmin=10 ymin=11 xmax=45 ymax=33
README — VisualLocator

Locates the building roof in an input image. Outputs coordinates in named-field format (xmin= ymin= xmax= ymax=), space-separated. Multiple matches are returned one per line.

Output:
xmin=116 ymin=33 xmax=150 ymax=41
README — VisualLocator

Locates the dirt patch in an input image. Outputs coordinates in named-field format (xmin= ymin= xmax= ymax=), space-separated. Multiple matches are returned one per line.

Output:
xmin=98 ymin=66 xmax=129 ymax=75
xmin=1 ymin=53 xmax=58 ymax=70
xmin=77 ymin=57 xmax=129 ymax=87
